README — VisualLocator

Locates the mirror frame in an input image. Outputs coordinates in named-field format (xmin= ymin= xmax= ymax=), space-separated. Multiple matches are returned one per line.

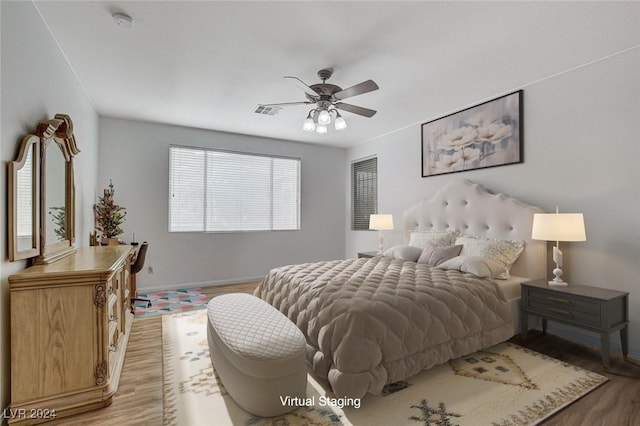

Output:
xmin=35 ymin=114 xmax=80 ymax=264
xmin=8 ymin=135 xmax=41 ymax=261
xmin=8 ymin=114 xmax=80 ymax=264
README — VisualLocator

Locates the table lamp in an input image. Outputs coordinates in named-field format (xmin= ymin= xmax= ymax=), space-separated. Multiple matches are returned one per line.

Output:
xmin=369 ymin=214 xmax=394 ymax=254
xmin=531 ymin=208 xmax=586 ymax=286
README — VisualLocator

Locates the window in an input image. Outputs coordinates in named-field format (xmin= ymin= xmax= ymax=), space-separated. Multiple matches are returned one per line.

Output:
xmin=351 ymin=157 xmax=377 ymax=230
xmin=169 ymin=146 xmax=300 ymax=232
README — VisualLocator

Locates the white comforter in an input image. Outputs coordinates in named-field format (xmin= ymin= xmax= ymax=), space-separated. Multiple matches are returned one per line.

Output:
xmin=255 ymin=256 xmax=514 ymax=398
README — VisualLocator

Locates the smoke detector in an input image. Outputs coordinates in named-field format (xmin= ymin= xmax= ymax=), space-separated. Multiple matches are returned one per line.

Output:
xmin=113 ymin=12 xmax=134 ymax=29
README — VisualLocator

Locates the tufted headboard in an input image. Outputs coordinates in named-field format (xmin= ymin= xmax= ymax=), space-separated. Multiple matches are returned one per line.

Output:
xmin=403 ymin=179 xmax=546 ymax=280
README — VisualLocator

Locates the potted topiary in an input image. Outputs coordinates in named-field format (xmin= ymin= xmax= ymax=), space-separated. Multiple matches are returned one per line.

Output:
xmin=95 ymin=180 xmax=126 ymax=245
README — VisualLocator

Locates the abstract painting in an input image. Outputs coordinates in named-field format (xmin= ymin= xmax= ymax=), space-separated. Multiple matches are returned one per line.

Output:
xmin=422 ymin=91 xmax=522 ymax=177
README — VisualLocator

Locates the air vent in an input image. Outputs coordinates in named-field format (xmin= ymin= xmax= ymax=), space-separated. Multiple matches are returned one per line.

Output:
xmin=254 ymin=105 xmax=281 ymax=116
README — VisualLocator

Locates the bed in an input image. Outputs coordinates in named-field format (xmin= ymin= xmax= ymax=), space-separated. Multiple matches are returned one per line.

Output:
xmin=255 ymin=179 xmax=546 ymax=398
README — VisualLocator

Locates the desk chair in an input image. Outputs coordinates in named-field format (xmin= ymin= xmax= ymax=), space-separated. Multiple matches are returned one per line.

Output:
xmin=130 ymin=242 xmax=151 ymax=313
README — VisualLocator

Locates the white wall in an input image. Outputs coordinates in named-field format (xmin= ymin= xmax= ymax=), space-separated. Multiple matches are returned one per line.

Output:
xmin=98 ymin=117 xmax=346 ymax=291
xmin=346 ymin=48 xmax=640 ymax=358
xmin=0 ymin=2 xmax=99 ymax=414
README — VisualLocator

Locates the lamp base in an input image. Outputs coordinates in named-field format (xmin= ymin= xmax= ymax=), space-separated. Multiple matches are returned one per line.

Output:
xmin=377 ymin=230 xmax=384 ymax=255
xmin=548 ymin=266 xmax=567 ymax=286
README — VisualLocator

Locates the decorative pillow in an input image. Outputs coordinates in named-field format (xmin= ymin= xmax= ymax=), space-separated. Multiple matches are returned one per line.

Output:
xmin=455 ymin=235 xmax=524 ymax=279
xmin=438 ymin=255 xmax=506 ymax=279
xmin=383 ymin=245 xmax=423 ymax=262
xmin=408 ymin=230 xmax=458 ymax=248
xmin=417 ymin=243 xmax=463 ymax=267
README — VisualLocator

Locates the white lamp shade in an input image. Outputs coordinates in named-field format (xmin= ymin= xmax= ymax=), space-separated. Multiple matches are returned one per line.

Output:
xmin=334 ymin=116 xmax=347 ymax=130
xmin=317 ymin=110 xmax=331 ymax=125
xmin=531 ymin=213 xmax=586 ymax=242
xmin=302 ymin=118 xmax=315 ymax=132
xmin=369 ymin=214 xmax=394 ymax=230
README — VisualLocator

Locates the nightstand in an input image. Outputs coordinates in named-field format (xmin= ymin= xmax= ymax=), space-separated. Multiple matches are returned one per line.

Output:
xmin=520 ymin=279 xmax=629 ymax=367
xmin=357 ymin=251 xmax=379 ymax=259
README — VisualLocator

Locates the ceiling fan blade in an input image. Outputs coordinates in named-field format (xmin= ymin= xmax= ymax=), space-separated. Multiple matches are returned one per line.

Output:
xmin=284 ymin=76 xmax=320 ymax=98
xmin=258 ymin=101 xmax=314 ymax=107
xmin=335 ymin=102 xmax=377 ymax=118
xmin=333 ymin=80 xmax=379 ymax=101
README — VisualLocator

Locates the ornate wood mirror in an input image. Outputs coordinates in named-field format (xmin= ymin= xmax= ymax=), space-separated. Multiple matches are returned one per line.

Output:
xmin=8 ymin=114 xmax=80 ymax=264
xmin=8 ymin=135 xmax=40 ymax=261
xmin=37 ymin=114 xmax=80 ymax=264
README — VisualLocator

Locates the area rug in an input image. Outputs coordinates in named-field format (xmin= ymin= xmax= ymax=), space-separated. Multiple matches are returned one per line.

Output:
xmin=133 ymin=288 xmax=208 ymax=318
xmin=162 ymin=310 xmax=607 ymax=426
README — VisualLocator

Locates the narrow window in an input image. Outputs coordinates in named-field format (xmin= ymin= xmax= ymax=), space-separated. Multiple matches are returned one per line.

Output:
xmin=351 ymin=157 xmax=377 ymax=230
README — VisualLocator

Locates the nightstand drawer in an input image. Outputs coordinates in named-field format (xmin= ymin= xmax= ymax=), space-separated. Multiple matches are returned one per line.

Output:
xmin=526 ymin=300 xmax=600 ymax=327
xmin=526 ymin=288 xmax=599 ymax=314
xmin=523 ymin=287 xmax=602 ymax=328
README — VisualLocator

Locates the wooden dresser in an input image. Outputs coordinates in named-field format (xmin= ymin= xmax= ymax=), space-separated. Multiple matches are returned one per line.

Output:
xmin=8 ymin=246 xmax=134 ymax=424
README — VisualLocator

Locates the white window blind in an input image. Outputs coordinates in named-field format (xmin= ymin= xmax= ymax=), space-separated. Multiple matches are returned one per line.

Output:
xmin=351 ymin=157 xmax=378 ymax=230
xmin=17 ymin=146 xmax=34 ymax=237
xmin=169 ymin=146 xmax=300 ymax=232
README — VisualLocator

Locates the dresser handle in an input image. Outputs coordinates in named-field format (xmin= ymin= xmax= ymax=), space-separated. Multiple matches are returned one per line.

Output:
xmin=548 ymin=307 xmax=571 ymax=316
xmin=547 ymin=296 xmax=570 ymax=304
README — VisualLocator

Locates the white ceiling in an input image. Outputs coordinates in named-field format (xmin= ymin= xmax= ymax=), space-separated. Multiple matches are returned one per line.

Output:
xmin=35 ymin=1 xmax=640 ymax=148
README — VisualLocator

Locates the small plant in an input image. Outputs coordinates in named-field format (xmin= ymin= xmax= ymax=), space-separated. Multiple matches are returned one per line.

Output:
xmin=95 ymin=180 xmax=126 ymax=238
xmin=49 ymin=206 xmax=66 ymax=239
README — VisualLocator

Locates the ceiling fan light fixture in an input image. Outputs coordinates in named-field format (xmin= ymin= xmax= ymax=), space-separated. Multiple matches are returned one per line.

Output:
xmin=334 ymin=112 xmax=347 ymax=130
xmin=317 ymin=109 xmax=331 ymax=125
xmin=262 ymin=68 xmax=379 ymax=135
xmin=302 ymin=116 xmax=316 ymax=132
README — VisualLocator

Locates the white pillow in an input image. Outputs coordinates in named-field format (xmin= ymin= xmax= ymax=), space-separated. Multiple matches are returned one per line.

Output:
xmin=408 ymin=230 xmax=458 ymax=248
xmin=438 ymin=255 xmax=506 ymax=279
xmin=455 ymin=235 xmax=524 ymax=279
xmin=383 ymin=245 xmax=423 ymax=262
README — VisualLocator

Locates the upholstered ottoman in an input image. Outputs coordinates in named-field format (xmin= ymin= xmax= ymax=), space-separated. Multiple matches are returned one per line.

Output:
xmin=206 ymin=293 xmax=307 ymax=417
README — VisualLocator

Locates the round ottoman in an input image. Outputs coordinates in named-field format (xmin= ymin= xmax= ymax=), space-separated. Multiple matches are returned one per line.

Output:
xmin=206 ymin=293 xmax=307 ymax=417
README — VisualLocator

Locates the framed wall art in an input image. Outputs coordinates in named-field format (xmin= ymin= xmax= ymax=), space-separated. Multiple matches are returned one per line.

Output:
xmin=421 ymin=90 xmax=523 ymax=177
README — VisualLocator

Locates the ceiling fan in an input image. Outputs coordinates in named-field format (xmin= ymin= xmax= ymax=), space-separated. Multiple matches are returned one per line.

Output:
xmin=259 ymin=68 xmax=379 ymax=133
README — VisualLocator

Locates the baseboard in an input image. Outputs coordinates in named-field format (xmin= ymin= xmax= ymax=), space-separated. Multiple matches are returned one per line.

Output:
xmin=139 ymin=276 xmax=263 ymax=294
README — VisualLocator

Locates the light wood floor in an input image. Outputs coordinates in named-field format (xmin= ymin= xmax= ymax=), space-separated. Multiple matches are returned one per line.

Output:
xmin=52 ymin=281 xmax=639 ymax=425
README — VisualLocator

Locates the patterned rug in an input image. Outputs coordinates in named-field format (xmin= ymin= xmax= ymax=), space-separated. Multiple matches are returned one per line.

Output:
xmin=133 ymin=288 xmax=208 ymax=318
xmin=162 ymin=310 xmax=607 ymax=426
